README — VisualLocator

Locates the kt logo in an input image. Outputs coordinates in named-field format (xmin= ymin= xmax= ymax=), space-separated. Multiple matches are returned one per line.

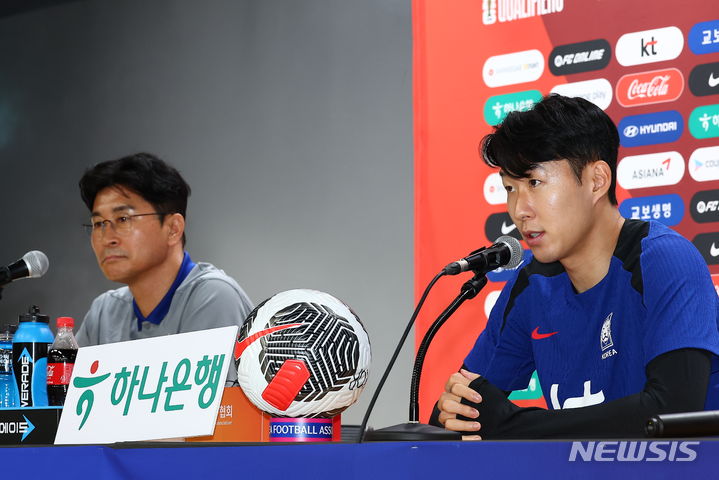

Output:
xmin=641 ymin=36 xmax=658 ymax=57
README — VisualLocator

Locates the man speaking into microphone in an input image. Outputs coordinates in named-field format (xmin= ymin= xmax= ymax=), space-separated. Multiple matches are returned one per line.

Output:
xmin=75 ymin=153 xmax=253 ymax=384
xmin=431 ymin=95 xmax=719 ymax=439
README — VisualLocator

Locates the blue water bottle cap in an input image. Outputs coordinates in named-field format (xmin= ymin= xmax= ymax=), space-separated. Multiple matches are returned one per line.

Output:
xmin=18 ymin=305 xmax=50 ymax=324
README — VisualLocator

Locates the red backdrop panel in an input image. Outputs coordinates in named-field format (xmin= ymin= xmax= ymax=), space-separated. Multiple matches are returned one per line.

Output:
xmin=414 ymin=0 xmax=719 ymax=422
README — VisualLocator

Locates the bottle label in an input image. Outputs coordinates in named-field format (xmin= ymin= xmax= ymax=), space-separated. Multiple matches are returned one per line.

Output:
xmin=0 ymin=347 xmax=11 ymax=374
xmin=13 ymin=342 xmax=49 ymax=407
xmin=47 ymin=362 xmax=74 ymax=385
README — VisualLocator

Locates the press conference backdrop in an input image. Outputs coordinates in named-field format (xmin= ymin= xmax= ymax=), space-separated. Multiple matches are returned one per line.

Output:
xmin=415 ymin=0 xmax=719 ymax=422
xmin=0 ymin=0 xmax=412 ymax=428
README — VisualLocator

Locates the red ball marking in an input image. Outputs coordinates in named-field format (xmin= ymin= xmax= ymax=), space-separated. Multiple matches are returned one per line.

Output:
xmin=262 ymin=359 xmax=311 ymax=411
xmin=90 ymin=360 xmax=99 ymax=374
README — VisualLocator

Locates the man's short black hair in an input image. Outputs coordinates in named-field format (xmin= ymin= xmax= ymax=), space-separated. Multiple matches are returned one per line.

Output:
xmin=480 ymin=94 xmax=619 ymax=205
xmin=79 ymin=153 xmax=191 ymax=242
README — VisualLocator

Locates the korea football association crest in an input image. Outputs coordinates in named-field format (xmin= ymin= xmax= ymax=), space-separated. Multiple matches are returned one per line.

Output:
xmin=600 ymin=312 xmax=618 ymax=360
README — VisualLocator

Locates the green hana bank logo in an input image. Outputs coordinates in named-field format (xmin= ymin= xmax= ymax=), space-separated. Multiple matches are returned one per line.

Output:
xmin=484 ymin=90 xmax=543 ymax=125
xmin=689 ymin=104 xmax=719 ymax=139
xmin=71 ymin=355 xmax=225 ymax=430
xmin=508 ymin=370 xmax=543 ymax=400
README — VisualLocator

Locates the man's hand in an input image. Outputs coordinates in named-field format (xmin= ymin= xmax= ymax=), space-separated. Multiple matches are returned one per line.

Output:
xmin=436 ymin=369 xmax=483 ymax=439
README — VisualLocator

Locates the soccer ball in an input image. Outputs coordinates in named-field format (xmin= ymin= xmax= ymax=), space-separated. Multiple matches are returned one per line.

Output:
xmin=234 ymin=289 xmax=371 ymax=418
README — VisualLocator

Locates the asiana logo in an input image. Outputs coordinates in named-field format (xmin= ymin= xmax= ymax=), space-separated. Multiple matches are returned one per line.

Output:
xmin=482 ymin=0 xmax=564 ymax=25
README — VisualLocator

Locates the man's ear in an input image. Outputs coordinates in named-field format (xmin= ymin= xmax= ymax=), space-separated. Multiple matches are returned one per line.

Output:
xmin=589 ymin=160 xmax=611 ymax=203
xmin=166 ymin=213 xmax=185 ymax=246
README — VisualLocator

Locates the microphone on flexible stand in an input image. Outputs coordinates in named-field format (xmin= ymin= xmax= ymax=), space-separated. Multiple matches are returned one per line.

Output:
xmin=0 ymin=251 xmax=49 ymax=300
xmin=360 ymin=236 xmax=524 ymax=441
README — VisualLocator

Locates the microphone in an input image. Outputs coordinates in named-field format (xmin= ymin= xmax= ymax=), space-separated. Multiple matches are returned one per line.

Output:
xmin=646 ymin=410 xmax=719 ymax=437
xmin=443 ymin=236 xmax=524 ymax=275
xmin=0 ymin=251 xmax=49 ymax=287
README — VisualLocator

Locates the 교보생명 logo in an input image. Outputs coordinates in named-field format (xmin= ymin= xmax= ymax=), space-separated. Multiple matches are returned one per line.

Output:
xmin=615 ymin=26 xmax=684 ymax=67
xmin=691 ymin=189 xmax=719 ymax=224
xmin=482 ymin=0 xmax=564 ymax=25
xmin=688 ymin=19 xmax=719 ymax=55
xmin=483 ymin=50 xmax=544 ymax=88
xmin=619 ymin=193 xmax=684 ymax=226
xmin=618 ymin=110 xmax=683 ymax=147
xmin=485 ymin=212 xmax=522 ymax=242
xmin=549 ymin=39 xmax=611 ymax=76
xmin=689 ymin=62 xmax=719 ymax=97
xmin=551 ymin=78 xmax=612 ymax=110
xmin=616 ymin=68 xmax=684 ymax=108
xmin=617 ymin=151 xmax=685 ymax=190
xmin=689 ymin=146 xmax=719 ymax=182
xmin=692 ymin=232 xmax=719 ymax=264
xmin=483 ymin=172 xmax=507 ymax=205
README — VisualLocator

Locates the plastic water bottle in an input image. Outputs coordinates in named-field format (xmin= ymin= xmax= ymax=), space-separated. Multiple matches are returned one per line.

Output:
xmin=12 ymin=306 xmax=54 ymax=407
xmin=47 ymin=317 xmax=79 ymax=406
xmin=0 ymin=325 xmax=19 ymax=408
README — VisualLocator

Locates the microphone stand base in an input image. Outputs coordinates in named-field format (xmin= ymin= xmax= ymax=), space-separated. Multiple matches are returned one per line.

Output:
xmin=363 ymin=423 xmax=461 ymax=442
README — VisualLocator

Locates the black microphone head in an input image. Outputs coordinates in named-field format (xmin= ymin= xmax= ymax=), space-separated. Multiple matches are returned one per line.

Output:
xmin=495 ymin=236 xmax=523 ymax=270
xmin=22 ymin=251 xmax=49 ymax=278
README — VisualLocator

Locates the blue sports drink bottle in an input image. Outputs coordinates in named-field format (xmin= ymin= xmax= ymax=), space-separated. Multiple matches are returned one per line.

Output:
xmin=12 ymin=306 xmax=54 ymax=407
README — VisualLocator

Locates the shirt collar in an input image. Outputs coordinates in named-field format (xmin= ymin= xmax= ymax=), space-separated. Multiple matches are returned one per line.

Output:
xmin=133 ymin=252 xmax=197 ymax=331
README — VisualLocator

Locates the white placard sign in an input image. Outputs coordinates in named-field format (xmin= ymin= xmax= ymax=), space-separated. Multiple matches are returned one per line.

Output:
xmin=54 ymin=325 xmax=238 ymax=444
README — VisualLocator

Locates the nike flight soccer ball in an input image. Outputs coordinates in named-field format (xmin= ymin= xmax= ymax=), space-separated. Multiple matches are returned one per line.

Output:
xmin=234 ymin=289 xmax=371 ymax=418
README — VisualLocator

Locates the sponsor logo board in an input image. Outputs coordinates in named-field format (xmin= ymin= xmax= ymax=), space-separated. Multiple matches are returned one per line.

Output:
xmin=508 ymin=371 xmax=543 ymax=400
xmin=689 ymin=146 xmax=719 ymax=182
xmin=689 ymin=105 xmax=719 ymax=139
xmin=485 ymin=212 xmax=522 ymax=242
xmin=483 ymin=49 xmax=544 ymax=88
xmin=483 ymin=90 xmax=543 ymax=125
xmin=692 ymin=232 xmax=719 ymax=264
xmin=688 ymin=20 xmax=719 ymax=55
xmin=550 ymin=78 xmax=612 ymax=110
xmin=617 ymin=151 xmax=684 ymax=190
xmin=689 ymin=62 xmax=719 ymax=97
xmin=483 ymin=172 xmax=507 ymax=205
xmin=615 ymin=26 xmax=684 ymax=66
xmin=482 ymin=0 xmax=564 ymax=25
xmin=619 ymin=193 xmax=684 ymax=226
xmin=548 ymin=39 xmax=611 ymax=76
xmin=691 ymin=189 xmax=719 ymax=224
xmin=618 ymin=110 xmax=683 ymax=147
xmin=615 ymin=68 xmax=684 ymax=108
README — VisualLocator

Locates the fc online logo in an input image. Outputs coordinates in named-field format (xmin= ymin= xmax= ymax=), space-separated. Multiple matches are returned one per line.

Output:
xmin=691 ymin=189 xmax=719 ymax=223
xmin=549 ymin=39 xmax=611 ymax=76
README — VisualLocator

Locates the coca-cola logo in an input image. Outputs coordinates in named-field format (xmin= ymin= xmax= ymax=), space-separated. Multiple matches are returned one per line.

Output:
xmin=616 ymin=68 xmax=684 ymax=107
